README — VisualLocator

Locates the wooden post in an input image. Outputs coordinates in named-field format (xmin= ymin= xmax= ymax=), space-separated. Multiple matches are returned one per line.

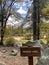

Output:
xmin=28 ymin=56 xmax=33 ymax=65
xmin=20 ymin=46 xmax=41 ymax=65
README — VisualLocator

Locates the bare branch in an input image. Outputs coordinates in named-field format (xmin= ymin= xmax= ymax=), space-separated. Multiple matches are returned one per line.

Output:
xmin=2 ymin=0 xmax=6 ymax=9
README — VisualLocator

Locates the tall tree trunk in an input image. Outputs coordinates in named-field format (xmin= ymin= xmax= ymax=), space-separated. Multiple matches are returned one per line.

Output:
xmin=33 ymin=0 xmax=40 ymax=40
xmin=0 ymin=19 xmax=4 ymax=45
xmin=33 ymin=0 xmax=37 ymax=40
xmin=37 ymin=0 xmax=40 ymax=40
xmin=0 ymin=31 xmax=4 ymax=45
xmin=0 ymin=13 xmax=10 ymax=45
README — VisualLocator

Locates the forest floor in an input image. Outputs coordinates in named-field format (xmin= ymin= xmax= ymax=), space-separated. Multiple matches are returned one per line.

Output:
xmin=0 ymin=47 xmax=38 ymax=65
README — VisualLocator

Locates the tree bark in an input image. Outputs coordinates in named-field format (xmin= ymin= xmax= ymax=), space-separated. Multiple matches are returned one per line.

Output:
xmin=0 ymin=19 xmax=4 ymax=45
xmin=33 ymin=0 xmax=40 ymax=40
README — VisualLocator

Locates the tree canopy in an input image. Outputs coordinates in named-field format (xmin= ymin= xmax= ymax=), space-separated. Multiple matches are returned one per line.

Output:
xmin=41 ymin=4 xmax=49 ymax=19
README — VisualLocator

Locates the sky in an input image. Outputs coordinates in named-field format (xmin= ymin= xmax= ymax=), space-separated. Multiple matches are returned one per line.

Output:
xmin=12 ymin=0 xmax=33 ymax=18
xmin=7 ymin=0 xmax=33 ymax=28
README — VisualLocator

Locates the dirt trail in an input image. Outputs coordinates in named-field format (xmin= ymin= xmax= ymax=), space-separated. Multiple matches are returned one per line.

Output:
xmin=0 ymin=47 xmax=38 ymax=65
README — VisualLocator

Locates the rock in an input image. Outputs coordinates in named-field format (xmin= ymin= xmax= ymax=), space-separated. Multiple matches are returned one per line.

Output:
xmin=14 ymin=43 xmax=19 ymax=47
xmin=1 ymin=49 xmax=7 ymax=53
xmin=14 ymin=43 xmax=22 ymax=47
xmin=22 ymin=41 xmax=36 ymax=46
xmin=45 ymin=47 xmax=49 ymax=55
xmin=0 ymin=52 xmax=3 ymax=56
xmin=1 ymin=47 xmax=7 ymax=53
xmin=0 ymin=62 xmax=6 ymax=65
xmin=14 ymin=43 xmax=22 ymax=51
xmin=36 ymin=56 xmax=49 ymax=65
xmin=36 ymin=40 xmax=49 ymax=65
xmin=14 ymin=43 xmax=20 ymax=50
xmin=9 ymin=49 xmax=18 ymax=56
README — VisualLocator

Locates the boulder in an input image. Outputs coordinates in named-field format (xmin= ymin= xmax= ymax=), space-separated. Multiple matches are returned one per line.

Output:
xmin=36 ymin=40 xmax=49 ymax=65
xmin=9 ymin=49 xmax=18 ymax=56
xmin=1 ymin=47 xmax=7 ymax=53
xmin=36 ymin=55 xmax=49 ymax=65
xmin=0 ymin=62 xmax=6 ymax=65
xmin=0 ymin=52 xmax=3 ymax=56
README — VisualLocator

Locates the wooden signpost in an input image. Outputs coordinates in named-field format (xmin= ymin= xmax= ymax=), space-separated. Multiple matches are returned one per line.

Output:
xmin=20 ymin=46 xmax=41 ymax=65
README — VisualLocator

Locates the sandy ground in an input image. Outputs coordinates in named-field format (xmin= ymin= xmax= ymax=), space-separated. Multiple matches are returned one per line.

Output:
xmin=0 ymin=47 xmax=38 ymax=65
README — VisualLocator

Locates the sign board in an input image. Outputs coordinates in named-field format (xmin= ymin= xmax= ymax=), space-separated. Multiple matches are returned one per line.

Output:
xmin=20 ymin=46 xmax=41 ymax=65
xmin=20 ymin=46 xmax=41 ymax=56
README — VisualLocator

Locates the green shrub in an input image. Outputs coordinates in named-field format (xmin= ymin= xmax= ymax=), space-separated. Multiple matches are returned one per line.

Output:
xmin=25 ymin=33 xmax=31 ymax=40
xmin=4 ymin=37 xmax=16 ymax=46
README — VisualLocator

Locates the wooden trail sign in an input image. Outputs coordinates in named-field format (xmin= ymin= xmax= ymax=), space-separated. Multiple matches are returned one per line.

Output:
xmin=20 ymin=46 xmax=41 ymax=65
